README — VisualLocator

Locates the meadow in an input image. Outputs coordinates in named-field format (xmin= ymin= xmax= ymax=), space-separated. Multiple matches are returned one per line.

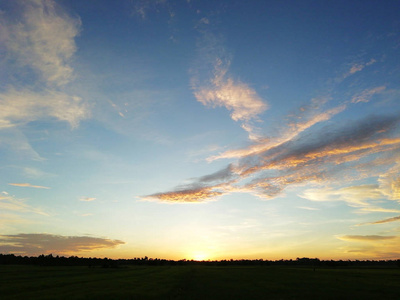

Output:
xmin=1 ymin=264 xmax=400 ymax=299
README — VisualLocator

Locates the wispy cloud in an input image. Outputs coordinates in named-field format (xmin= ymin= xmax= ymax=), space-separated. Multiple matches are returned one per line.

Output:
xmin=297 ymin=206 xmax=320 ymax=211
xmin=345 ymin=58 xmax=377 ymax=78
xmin=1 ymin=0 xmax=80 ymax=86
xmin=8 ymin=183 xmax=50 ymax=189
xmin=378 ymin=163 xmax=400 ymax=201
xmin=300 ymin=185 xmax=383 ymax=207
xmin=338 ymin=235 xmax=396 ymax=242
xmin=0 ymin=128 xmax=45 ymax=160
xmin=144 ymin=112 xmax=400 ymax=203
xmin=0 ymin=88 xmax=89 ymax=129
xmin=0 ymin=0 xmax=89 ymax=129
xmin=357 ymin=207 xmax=400 ymax=214
xmin=208 ymin=104 xmax=346 ymax=161
xmin=80 ymin=197 xmax=96 ymax=202
xmin=0 ymin=195 xmax=48 ymax=216
xmin=191 ymin=29 xmax=267 ymax=140
xmin=361 ymin=215 xmax=400 ymax=225
xmin=351 ymin=86 xmax=386 ymax=104
xmin=0 ymin=233 xmax=125 ymax=256
xmin=131 ymin=0 xmax=168 ymax=20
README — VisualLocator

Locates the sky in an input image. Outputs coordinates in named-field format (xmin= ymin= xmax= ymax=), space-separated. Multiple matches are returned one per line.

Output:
xmin=1 ymin=0 xmax=400 ymax=261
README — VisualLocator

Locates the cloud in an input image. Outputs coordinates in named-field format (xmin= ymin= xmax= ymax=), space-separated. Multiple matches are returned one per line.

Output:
xmin=0 ymin=88 xmax=89 ymax=129
xmin=1 ymin=0 xmax=80 ymax=86
xmin=80 ymin=197 xmax=96 ymax=202
xmin=144 ymin=112 xmax=400 ymax=203
xmin=194 ymin=76 xmax=267 ymax=125
xmin=338 ymin=235 xmax=396 ymax=242
xmin=23 ymin=167 xmax=54 ymax=179
xmin=198 ymin=164 xmax=235 ymax=183
xmin=131 ymin=0 xmax=168 ymax=20
xmin=0 ymin=0 xmax=89 ymax=130
xmin=345 ymin=58 xmax=377 ymax=77
xmin=357 ymin=207 xmax=400 ymax=214
xmin=297 ymin=206 xmax=320 ymax=211
xmin=8 ymin=183 xmax=50 ymax=189
xmin=362 ymin=215 xmax=400 ymax=225
xmin=300 ymin=185 xmax=383 ymax=207
xmin=191 ymin=31 xmax=267 ymax=140
xmin=0 ymin=233 xmax=125 ymax=256
xmin=0 ymin=128 xmax=45 ymax=160
xmin=351 ymin=86 xmax=386 ymax=104
xmin=209 ymin=105 xmax=346 ymax=161
xmin=378 ymin=163 xmax=400 ymax=201
xmin=143 ymin=185 xmax=226 ymax=203
xmin=0 ymin=194 xmax=48 ymax=216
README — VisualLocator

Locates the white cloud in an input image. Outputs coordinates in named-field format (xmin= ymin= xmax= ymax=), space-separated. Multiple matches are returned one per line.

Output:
xmin=301 ymin=185 xmax=383 ymax=207
xmin=1 ymin=0 xmax=81 ymax=86
xmin=379 ymin=163 xmax=400 ymax=201
xmin=0 ymin=194 xmax=49 ymax=216
xmin=0 ymin=88 xmax=89 ymax=129
xmin=0 ymin=0 xmax=89 ymax=130
xmin=192 ymin=31 xmax=268 ymax=140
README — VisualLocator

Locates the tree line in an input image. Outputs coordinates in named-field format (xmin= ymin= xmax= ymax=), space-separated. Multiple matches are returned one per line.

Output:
xmin=1 ymin=253 xmax=399 ymax=268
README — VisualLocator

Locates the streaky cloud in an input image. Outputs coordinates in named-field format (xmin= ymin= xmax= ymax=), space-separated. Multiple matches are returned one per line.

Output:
xmin=300 ymin=185 xmax=383 ymax=207
xmin=209 ymin=105 xmax=346 ymax=161
xmin=0 ymin=233 xmax=125 ymax=256
xmin=146 ymin=112 xmax=400 ymax=203
xmin=8 ymin=183 xmax=50 ymax=189
xmin=351 ymin=86 xmax=386 ymax=104
xmin=143 ymin=185 xmax=226 ymax=203
xmin=338 ymin=235 xmax=396 ymax=242
xmin=362 ymin=215 xmax=400 ymax=225
xmin=0 ymin=194 xmax=49 ymax=216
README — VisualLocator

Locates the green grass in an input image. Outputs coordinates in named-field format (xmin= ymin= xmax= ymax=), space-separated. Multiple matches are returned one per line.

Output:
xmin=1 ymin=265 xmax=399 ymax=299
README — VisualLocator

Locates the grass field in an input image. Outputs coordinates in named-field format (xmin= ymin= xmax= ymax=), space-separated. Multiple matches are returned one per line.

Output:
xmin=1 ymin=265 xmax=400 ymax=299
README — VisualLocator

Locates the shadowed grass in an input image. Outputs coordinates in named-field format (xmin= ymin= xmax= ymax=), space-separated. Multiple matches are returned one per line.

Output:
xmin=1 ymin=265 xmax=399 ymax=299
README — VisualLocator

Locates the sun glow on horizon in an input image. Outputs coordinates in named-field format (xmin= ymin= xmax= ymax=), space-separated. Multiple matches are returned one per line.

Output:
xmin=191 ymin=252 xmax=209 ymax=261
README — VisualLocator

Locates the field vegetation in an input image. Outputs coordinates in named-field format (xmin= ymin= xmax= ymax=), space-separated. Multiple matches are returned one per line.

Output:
xmin=1 ymin=254 xmax=400 ymax=299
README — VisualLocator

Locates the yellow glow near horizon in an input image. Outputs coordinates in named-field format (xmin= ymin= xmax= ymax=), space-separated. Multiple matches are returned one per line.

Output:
xmin=191 ymin=252 xmax=209 ymax=261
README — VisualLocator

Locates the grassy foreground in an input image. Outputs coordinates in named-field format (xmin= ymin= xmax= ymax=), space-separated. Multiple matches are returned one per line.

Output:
xmin=1 ymin=265 xmax=400 ymax=299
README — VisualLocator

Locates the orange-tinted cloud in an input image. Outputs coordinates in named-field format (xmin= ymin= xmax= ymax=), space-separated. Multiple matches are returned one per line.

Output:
xmin=338 ymin=235 xmax=396 ymax=242
xmin=146 ymin=113 xmax=400 ymax=203
xmin=209 ymin=105 xmax=346 ymax=161
xmin=8 ymin=183 xmax=50 ymax=189
xmin=363 ymin=215 xmax=400 ymax=225
xmin=143 ymin=186 xmax=225 ymax=203
xmin=0 ymin=233 xmax=125 ymax=256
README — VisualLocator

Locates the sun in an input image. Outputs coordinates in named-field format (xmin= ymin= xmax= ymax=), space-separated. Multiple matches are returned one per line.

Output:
xmin=192 ymin=252 xmax=208 ymax=261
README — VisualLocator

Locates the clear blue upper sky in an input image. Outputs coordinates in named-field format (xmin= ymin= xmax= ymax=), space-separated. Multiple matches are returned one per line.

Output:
xmin=1 ymin=0 xmax=400 ymax=260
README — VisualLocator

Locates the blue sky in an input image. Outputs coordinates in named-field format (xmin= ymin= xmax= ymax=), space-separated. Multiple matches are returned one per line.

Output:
xmin=1 ymin=0 xmax=400 ymax=260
